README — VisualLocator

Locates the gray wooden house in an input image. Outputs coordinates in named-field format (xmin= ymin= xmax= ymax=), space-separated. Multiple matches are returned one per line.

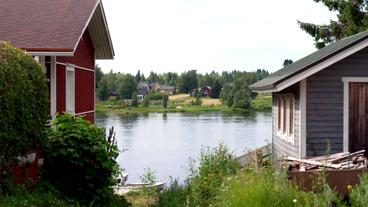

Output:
xmin=250 ymin=31 xmax=368 ymax=159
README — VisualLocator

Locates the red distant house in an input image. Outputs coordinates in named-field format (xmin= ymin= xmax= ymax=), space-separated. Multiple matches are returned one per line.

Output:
xmin=201 ymin=86 xmax=212 ymax=97
xmin=0 ymin=0 xmax=114 ymax=122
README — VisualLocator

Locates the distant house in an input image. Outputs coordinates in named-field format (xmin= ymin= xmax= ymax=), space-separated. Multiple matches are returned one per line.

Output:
xmin=190 ymin=88 xmax=201 ymax=97
xmin=158 ymin=86 xmax=176 ymax=95
xmin=250 ymin=31 xmax=368 ymax=159
xmin=0 ymin=0 xmax=114 ymax=122
xmin=138 ymin=82 xmax=150 ymax=96
xmin=200 ymin=86 xmax=212 ymax=97
xmin=107 ymin=91 xmax=118 ymax=98
xmin=149 ymin=82 xmax=161 ymax=90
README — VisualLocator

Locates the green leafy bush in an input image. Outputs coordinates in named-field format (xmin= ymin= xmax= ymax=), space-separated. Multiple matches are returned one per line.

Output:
xmin=189 ymin=144 xmax=239 ymax=206
xmin=0 ymin=42 xmax=49 ymax=180
xmin=149 ymin=90 xmax=164 ymax=100
xmin=349 ymin=174 xmax=368 ymax=207
xmin=43 ymin=114 xmax=123 ymax=206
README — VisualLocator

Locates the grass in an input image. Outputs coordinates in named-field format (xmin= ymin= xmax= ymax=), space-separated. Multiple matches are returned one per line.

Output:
xmin=96 ymin=93 xmax=271 ymax=114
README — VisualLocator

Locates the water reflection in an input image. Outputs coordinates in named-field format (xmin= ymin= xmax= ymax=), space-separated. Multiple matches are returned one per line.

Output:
xmin=95 ymin=111 xmax=271 ymax=183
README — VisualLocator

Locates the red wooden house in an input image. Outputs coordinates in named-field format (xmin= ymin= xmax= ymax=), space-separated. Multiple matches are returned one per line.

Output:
xmin=0 ymin=0 xmax=114 ymax=122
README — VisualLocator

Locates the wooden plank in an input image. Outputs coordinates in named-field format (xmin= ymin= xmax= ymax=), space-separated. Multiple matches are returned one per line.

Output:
xmin=286 ymin=157 xmax=342 ymax=169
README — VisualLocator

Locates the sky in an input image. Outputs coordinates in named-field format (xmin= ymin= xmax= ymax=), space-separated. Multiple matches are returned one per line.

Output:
xmin=96 ymin=0 xmax=337 ymax=75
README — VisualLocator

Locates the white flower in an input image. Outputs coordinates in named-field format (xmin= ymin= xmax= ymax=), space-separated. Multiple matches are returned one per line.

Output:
xmin=293 ymin=199 xmax=297 ymax=203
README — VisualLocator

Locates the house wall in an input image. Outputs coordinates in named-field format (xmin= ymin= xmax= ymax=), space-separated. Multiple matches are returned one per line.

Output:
xmin=272 ymin=83 xmax=300 ymax=159
xmin=305 ymin=47 xmax=368 ymax=156
xmin=56 ymin=31 xmax=95 ymax=122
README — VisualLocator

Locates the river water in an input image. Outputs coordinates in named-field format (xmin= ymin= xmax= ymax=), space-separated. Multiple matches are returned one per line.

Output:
xmin=95 ymin=111 xmax=271 ymax=183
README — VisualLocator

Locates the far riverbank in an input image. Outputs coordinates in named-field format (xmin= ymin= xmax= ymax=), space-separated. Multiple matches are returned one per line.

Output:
xmin=95 ymin=94 xmax=271 ymax=114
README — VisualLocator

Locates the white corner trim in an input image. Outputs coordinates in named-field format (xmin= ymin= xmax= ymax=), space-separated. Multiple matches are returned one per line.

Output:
xmin=299 ymin=79 xmax=307 ymax=158
xmin=276 ymin=38 xmax=368 ymax=92
xmin=50 ymin=57 xmax=57 ymax=114
xmin=342 ymin=77 xmax=368 ymax=152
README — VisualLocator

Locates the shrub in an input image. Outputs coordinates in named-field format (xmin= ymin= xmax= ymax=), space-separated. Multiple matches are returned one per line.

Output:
xmin=0 ymin=42 xmax=49 ymax=181
xmin=131 ymin=92 xmax=139 ymax=107
xmin=155 ymin=179 xmax=189 ymax=207
xmin=162 ymin=94 xmax=169 ymax=108
xmin=189 ymin=144 xmax=239 ymax=206
xmin=149 ymin=90 xmax=164 ymax=100
xmin=43 ymin=114 xmax=123 ymax=206
xmin=349 ymin=174 xmax=368 ymax=207
xmin=143 ymin=95 xmax=150 ymax=107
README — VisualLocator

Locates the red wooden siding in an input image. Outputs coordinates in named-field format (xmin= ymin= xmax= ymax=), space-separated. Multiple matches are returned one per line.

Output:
xmin=56 ymin=30 xmax=95 ymax=122
xmin=56 ymin=64 xmax=66 ymax=112
xmin=75 ymin=69 xmax=94 ymax=114
xmin=80 ymin=112 xmax=94 ymax=123
xmin=57 ymin=31 xmax=95 ymax=69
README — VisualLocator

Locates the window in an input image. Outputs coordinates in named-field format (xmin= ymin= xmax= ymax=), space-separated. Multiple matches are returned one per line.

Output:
xmin=277 ymin=94 xmax=294 ymax=142
xmin=66 ymin=65 xmax=75 ymax=114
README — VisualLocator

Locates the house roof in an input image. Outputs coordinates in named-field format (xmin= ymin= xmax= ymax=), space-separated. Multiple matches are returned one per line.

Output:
xmin=0 ymin=0 xmax=114 ymax=59
xmin=159 ymin=86 xmax=175 ymax=90
xmin=249 ymin=30 xmax=368 ymax=92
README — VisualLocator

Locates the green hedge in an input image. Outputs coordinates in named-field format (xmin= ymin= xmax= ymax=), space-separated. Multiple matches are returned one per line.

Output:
xmin=0 ymin=42 xmax=49 ymax=170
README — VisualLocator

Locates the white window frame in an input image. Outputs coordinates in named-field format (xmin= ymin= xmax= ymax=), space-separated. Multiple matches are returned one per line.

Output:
xmin=66 ymin=65 xmax=75 ymax=114
xmin=276 ymin=94 xmax=295 ymax=143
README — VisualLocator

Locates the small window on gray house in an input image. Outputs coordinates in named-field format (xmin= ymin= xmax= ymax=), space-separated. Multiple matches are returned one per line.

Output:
xmin=277 ymin=94 xmax=294 ymax=143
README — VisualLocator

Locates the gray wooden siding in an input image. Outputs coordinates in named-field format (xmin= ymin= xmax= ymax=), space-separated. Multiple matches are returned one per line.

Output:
xmin=306 ymin=47 xmax=368 ymax=156
xmin=272 ymin=83 xmax=300 ymax=159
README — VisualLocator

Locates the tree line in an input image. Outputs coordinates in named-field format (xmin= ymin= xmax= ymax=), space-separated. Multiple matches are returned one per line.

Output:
xmin=95 ymin=67 xmax=269 ymax=109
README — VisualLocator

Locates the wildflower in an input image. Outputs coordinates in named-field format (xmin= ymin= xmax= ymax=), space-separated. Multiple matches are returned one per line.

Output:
xmin=293 ymin=199 xmax=297 ymax=203
xmin=347 ymin=184 xmax=353 ymax=192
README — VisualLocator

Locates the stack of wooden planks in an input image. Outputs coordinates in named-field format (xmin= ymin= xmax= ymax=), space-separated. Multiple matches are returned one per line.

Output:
xmin=286 ymin=150 xmax=367 ymax=171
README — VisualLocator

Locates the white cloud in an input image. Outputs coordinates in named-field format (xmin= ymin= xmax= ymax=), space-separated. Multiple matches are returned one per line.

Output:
xmin=97 ymin=0 xmax=337 ymax=75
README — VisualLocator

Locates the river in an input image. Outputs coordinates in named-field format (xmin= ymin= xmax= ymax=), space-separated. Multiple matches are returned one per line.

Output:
xmin=95 ymin=111 xmax=271 ymax=183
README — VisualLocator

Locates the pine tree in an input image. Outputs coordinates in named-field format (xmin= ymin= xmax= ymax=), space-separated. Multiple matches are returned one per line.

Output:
xmin=298 ymin=0 xmax=368 ymax=49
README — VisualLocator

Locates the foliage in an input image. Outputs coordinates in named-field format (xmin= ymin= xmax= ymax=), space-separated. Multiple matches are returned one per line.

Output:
xmin=211 ymin=79 xmax=222 ymax=98
xmin=135 ymin=70 xmax=142 ymax=83
xmin=0 ymin=183 xmax=70 ymax=207
xmin=0 ymin=181 xmax=131 ymax=207
xmin=117 ymin=74 xmax=137 ymax=100
xmin=177 ymin=70 xmax=198 ymax=93
xmin=251 ymin=94 xmax=272 ymax=111
xmin=283 ymin=59 xmax=293 ymax=66
xmin=188 ymin=144 xmax=239 ymax=206
xmin=155 ymin=179 xmax=189 ymax=207
xmin=140 ymin=168 xmax=156 ymax=185
xmin=147 ymin=71 xmax=163 ymax=83
xmin=131 ymin=92 xmax=139 ymax=107
xmin=349 ymin=174 xmax=368 ymax=207
xmin=143 ymin=95 xmax=150 ymax=107
xmin=149 ymin=90 xmax=164 ymax=100
xmin=216 ymin=168 xmax=344 ymax=207
xmin=0 ymin=42 xmax=49 ymax=181
xmin=43 ymin=114 xmax=121 ymax=206
xmin=298 ymin=0 xmax=368 ymax=49
xmin=95 ymin=64 xmax=104 ymax=89
xmin=162 ymin=94 xmax=169 ymax=108
xmin=232 ymin=89 xmax=252 ymax=109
